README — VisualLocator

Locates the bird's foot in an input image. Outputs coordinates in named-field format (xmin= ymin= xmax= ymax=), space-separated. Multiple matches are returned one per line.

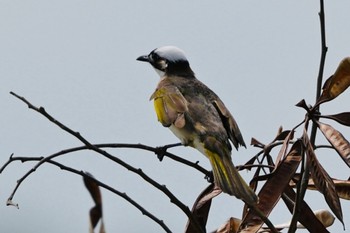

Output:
xmin=205 ymin=171 xmax=214 ymax=183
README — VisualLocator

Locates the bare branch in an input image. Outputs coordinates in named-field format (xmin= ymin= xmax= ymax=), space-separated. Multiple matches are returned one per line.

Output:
xmin=4 ymin=155 xmax=172 ymax=232
xmin=310 ymin=0 xmax=328 ymax=146
xmin=9 ymin=91 xmax=205 ymax=233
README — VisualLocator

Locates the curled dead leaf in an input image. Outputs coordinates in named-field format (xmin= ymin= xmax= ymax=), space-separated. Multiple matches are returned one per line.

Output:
xmin=274 ymin=130 xmax=294 ymax=166
xmin=333 ymin=178 xmax=350 ymax=200
xmin=313 ymin=209 xmax=336 ymax=228
xmin=303 ymin=133 xmax=344 ymax=226
xmin=185 ymin=184 xmax=222 ymax=233
xmin=269 ymin=209 xmax=334 ymax=231
xmin=317 ymin=57 xmax=350 ymax=104
xmin=212 ymin=217 xmax=241 ymax=233
xmin=239 ymin=140 xmax=303 ymax=233
xmin=317 ymin=122 xmax=350 ymax=167
xmin=320 ymin=112 xmax=350 ymax=127
xmin=250 ymin=137 xmax=265 ymax=148
xmin=83 ymin=172 xmax=104 ymax=233
xmin=295 ymin=99 xmax=309 ymax=110
xmin=273 ymin=130 xmax=292 ymax=142
xmin=290 ymin=176 xmax=350 ymax=200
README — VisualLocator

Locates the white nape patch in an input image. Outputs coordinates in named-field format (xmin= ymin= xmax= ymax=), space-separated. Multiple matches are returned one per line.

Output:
xmin=154 ymin=68 xmax=165 ymax=78
xmin=155 ymin=46 xmax=188 ymax=63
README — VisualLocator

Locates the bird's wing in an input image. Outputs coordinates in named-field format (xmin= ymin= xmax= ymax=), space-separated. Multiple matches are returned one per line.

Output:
xmin=150 ymin=85 xmax=188 ymax=128
xmin=212 ymin=99 xmax=246 ymax=149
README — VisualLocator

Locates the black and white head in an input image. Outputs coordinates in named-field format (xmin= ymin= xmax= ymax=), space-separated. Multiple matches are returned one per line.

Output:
xmin=137 ymin=46 xmax=195 ymax=78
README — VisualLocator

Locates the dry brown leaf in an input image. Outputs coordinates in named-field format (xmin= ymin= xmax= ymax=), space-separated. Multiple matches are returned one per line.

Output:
xmin=213 ymin=217 xmax=242 ymax=233
xmin=250 ymin=137 xmax=265 ymax=148
xmin=273 ymin=129 xmax=292 ymax=142
xmin=290 ymin=176 xmax=350 ymax=200
xmin=185 ymin=184 xmax=221 ymax=233
xmin=274 ymin=130 xmax=294 ymax=166
xmin=239 ymin=140 xmax=303 ymax=233
xmin=317 ymin=121 xmax=350 ymax=167
xmin=295 ymin=99 xmax=309 ymax=110
xmin=282 ymin=187 xmax=330 ymax=233
xmin=321 ymin=112 xmax=350 ymax=127
xmin=83 ymin=172 xmax=104 ymax=233
xmin=266 ymin=209 xmax=334 ymax=231
xmin=317 ymin=57 xmax=350 ymax=104
xmin=303 ymin=133 xmax=344 ymax=226
xmin=312 ymin=209 xmax=336 ymax=228
xmin=333 ymin=178 xmax=350 ymax=200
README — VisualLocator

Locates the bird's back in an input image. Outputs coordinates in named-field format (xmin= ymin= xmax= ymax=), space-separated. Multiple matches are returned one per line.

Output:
xmin=159 ymin=75 xmax=238 ymax=152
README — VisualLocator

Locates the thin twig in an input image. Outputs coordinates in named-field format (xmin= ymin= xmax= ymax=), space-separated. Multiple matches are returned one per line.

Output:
xmin=6 ymin=156 xmax=172 ymax=232
xmin=0 ymin=144 xmax=209 ymax=178
xmin=50 ymin=162 xmax=172 ymax=233
xmin=9 ymin=91 xmax=205 ymax=233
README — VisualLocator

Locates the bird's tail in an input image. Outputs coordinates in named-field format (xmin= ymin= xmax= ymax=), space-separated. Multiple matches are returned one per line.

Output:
xmin=207 ymin=150 xmax=258 ymax=205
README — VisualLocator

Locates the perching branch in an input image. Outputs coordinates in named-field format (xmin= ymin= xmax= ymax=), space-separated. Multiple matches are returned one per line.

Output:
xmin=0 ymin=143 xmax=209 ymax=179
xmin=9 ymin=91 xmax=205 ymax=233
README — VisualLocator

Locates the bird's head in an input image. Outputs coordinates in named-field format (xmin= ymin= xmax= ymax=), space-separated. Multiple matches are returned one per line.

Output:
xmin=137 ymin=46 xmax=194 ymax=78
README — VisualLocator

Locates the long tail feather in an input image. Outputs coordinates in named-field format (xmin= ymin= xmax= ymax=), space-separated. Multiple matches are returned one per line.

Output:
xmin=207 ymin=150 xmax=258 ymax=205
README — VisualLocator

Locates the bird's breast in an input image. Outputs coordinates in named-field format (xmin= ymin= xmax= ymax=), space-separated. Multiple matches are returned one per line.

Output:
xmin=169 ymin=125 xmax=191 ymax=145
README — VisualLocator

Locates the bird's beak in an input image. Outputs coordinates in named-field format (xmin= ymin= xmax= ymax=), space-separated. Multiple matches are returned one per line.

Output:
xmin=136 ymin=55 xmax=149 ymax=62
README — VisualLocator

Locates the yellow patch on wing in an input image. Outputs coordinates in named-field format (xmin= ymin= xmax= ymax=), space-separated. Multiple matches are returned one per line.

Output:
xmin=153 ymin=96 xmax=170 ymax=126
xmin=150 ymin=85 xmax=188 ymax=127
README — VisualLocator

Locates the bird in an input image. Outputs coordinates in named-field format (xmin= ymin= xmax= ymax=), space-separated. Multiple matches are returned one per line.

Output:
xmin=137 ymin=46 xmax=258 ymax=205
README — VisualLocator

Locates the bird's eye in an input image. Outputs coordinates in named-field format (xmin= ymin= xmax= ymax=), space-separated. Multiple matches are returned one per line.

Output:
xmin=150 ymin=53 xmax=159 ymax=62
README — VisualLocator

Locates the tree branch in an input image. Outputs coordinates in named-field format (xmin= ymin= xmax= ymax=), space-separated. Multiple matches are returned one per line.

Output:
xmin=9 ymin=91 xmax=205 ymax=233
xmin=3 ymin=155 xmax=173 ymax=232
xmin=310 ymin=0 xmax=328 ymax=147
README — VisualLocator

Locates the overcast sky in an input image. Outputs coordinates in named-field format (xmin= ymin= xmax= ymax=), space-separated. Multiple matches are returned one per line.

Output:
xmin=1 ymin=1 xmax=350 ymax=232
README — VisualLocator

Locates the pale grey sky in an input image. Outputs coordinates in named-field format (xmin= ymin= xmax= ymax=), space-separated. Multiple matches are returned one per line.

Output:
xmin=1 ymin=1 xmax=350 ymax=232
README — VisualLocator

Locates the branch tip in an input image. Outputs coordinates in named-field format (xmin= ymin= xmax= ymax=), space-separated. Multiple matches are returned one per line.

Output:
xmin=6 ymin=199 xmax=19 ymax=209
